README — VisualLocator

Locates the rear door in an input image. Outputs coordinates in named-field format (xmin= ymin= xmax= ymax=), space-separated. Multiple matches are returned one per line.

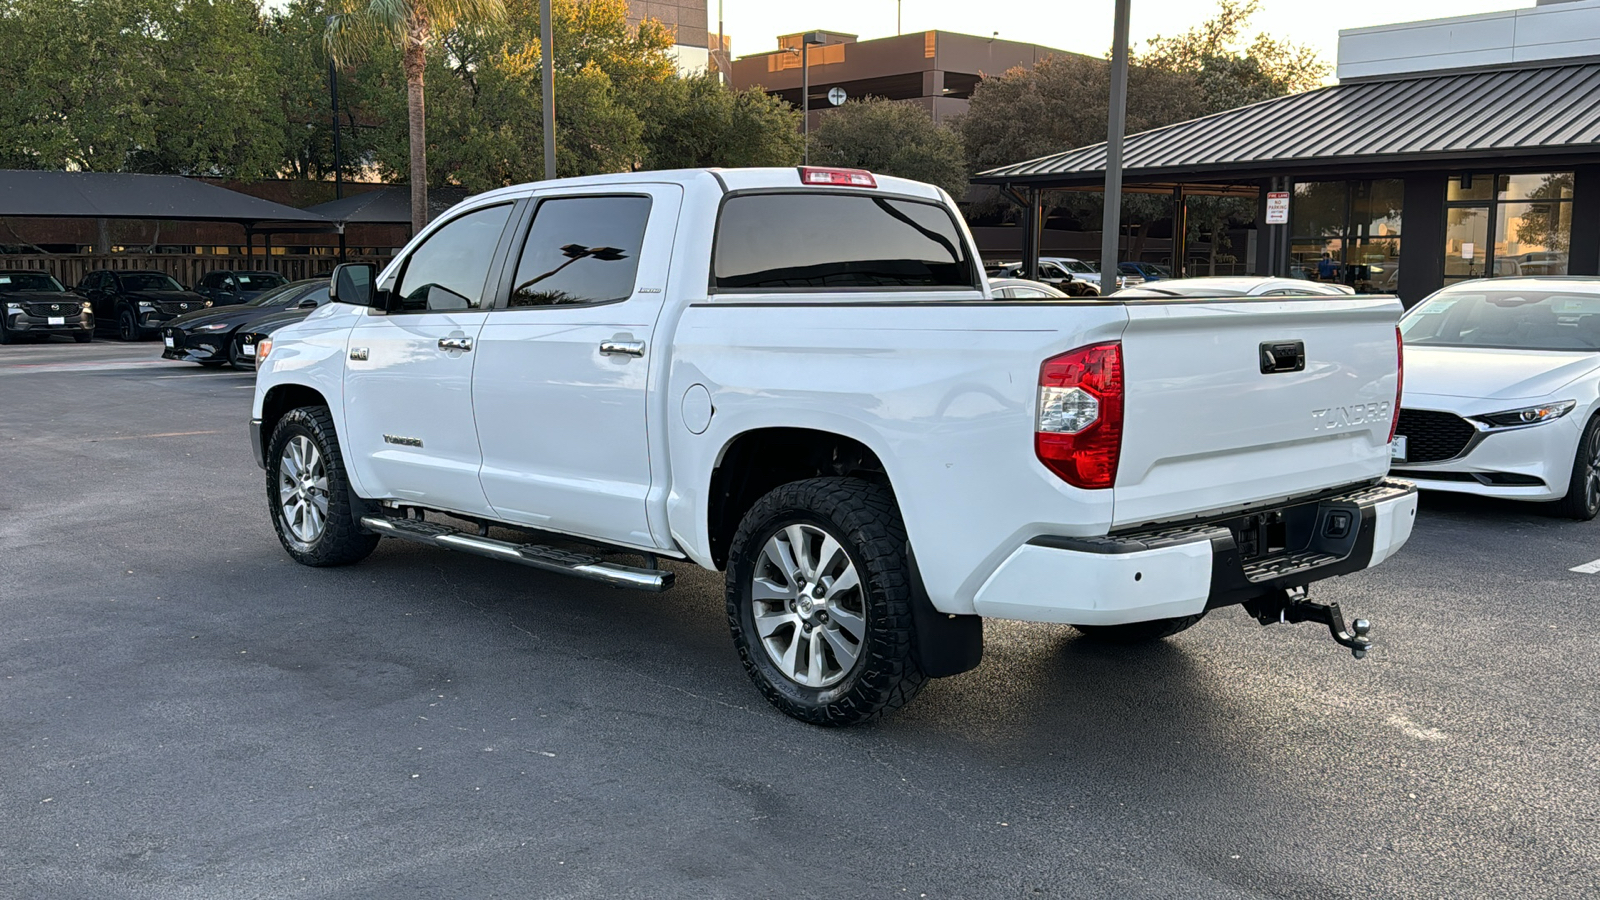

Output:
xmin=471 ymin=186 xmax=681 ymax=550
xmin=1113 ymin=296 xmax=1403 ymax=528
xmin=341 ymin=201 xmax=519 ymax=515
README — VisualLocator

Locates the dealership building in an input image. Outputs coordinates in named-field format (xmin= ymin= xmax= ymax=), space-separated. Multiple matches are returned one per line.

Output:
xmin=976 ymin=0 xmax=1600 ymax=304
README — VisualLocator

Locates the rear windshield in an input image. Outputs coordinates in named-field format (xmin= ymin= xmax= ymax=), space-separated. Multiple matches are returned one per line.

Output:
xmin=713 ymin=192 xmax=976 ymax=291
xmin=1402 ymin=290 xmax=1600 ymax=351
xmin=0 ymin=272 xmax=65 ymax=292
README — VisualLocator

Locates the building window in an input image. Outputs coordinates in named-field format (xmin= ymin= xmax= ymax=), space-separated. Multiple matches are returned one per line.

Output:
xmin=1444 ymin=172 xmax=1572 ymax=282
xmin=1289 ymin=179 xmax=1402 ymax=292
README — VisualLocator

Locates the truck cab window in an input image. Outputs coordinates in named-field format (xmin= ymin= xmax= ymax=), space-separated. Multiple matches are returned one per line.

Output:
xmin=394 ymin=204 xmax=513 ymax=313
xmin=507 ymin=196 xmax=651 ymax=307
xmin=713 ymin=192 xmax=976 ymax=291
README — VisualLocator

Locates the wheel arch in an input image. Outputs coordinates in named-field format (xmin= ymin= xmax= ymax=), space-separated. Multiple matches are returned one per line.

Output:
xmin=261 ymin=383 xmax=333 ymax=449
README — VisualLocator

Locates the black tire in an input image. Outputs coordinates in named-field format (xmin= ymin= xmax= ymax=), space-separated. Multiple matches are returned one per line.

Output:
xmin=265 ymin=406 xmax=380 ymax=567
xmin=73 ymin=332 xmax=92 ymax=343
xmin=1074 ymin=612 xmax=1206 ymax=644
xmin=117 ymin=308 xmax=139 ymax=342
xmin=0 ymin=318 xmax=12 ymax=344
xmin=1548 ymin=415 xmax=1600 ymax=521
xmin=726 ymin=477 xmax=925 ymax=726
xmin=197 ymin=359 xmax=227 ymax=368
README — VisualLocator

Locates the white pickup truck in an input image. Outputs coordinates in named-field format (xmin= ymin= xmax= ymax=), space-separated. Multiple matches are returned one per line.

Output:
xmin=250 ymin=167 xmax=1416 ymax=726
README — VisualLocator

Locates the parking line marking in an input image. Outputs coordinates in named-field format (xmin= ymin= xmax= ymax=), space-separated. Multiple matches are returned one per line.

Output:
xmin=86 ymin=430 xmax=225 ymax=442
xmin=1570 ymin=558 xmax=1600 ymax=574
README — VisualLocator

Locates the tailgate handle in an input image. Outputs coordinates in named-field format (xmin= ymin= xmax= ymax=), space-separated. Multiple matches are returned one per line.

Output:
xmin=1259 ymin=341 xmax=1305 ymax=374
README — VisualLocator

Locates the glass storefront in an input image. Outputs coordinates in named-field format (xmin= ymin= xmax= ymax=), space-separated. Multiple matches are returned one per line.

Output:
xmin=1444 ymin=172 xmax=1573 ymax=283
xmin=1289 ymin=179 xmax=1403 ymax=292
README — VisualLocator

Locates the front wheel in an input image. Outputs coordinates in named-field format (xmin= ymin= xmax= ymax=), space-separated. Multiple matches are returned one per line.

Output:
xmin=266 ymin=406 xmax=380 ymax=566
xmin=726 ymin=477 xmax=925 ymax=726
xmin=117 ymin=308 xmax=139 ymax=342
xmin=73 ymin=332 xmax=92 ymax=344
xmin=1549 ymin=415 xmax=1600 ymax=520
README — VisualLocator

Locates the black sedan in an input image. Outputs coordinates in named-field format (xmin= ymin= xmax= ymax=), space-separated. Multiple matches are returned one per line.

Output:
xmin=162 ymin=278 xmax=329 ymax=368
xmin=229 ymin=304 xmax=318 ymax=370
xmin=194 ymin=270 xmax=290 ymax=306
xmin=0 ymin=271 xmax=93 ymax=343
xmin=79 ymin=270 xmax=211 ymax=341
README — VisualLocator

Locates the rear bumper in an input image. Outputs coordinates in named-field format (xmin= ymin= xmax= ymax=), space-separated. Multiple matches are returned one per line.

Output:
xmin=971 ymin=480 xmax=1417 ymax=626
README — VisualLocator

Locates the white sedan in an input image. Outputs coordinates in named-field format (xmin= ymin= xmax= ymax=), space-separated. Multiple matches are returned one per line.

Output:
xmin=1108 ymin=276 xmax=1356 ymax=298
xmin=1393 ymin=277 xmax=1600 ymax=519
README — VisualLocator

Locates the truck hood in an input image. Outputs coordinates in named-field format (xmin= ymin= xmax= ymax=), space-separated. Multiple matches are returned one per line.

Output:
xmin=1402 ymin=345 xmax=1600 ymax=401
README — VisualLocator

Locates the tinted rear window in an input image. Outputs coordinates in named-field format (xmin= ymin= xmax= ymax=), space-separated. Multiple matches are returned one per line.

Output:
xmin=713 ymin=192 xmax=976 ymax=291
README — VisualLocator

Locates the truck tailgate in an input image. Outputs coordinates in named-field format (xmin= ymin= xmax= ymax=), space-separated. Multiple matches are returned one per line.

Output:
xmin=1114 ymin=296 xmax=1402 ymax=529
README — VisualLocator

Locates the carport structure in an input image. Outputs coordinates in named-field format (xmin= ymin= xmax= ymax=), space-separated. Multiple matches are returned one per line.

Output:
xmin=301 ymin=185 xmax=470 ymax=259
xmin=974 ymin=60 xmax=1600 ymax=304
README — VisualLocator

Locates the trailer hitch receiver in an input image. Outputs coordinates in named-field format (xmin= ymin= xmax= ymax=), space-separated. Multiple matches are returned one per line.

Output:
xmin=1243 ymin=587 xmax=1372 ymax=659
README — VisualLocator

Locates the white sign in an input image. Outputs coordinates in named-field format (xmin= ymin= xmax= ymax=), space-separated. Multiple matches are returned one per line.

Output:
xmin=1462 ymin=242 xmax=1475 ymax=260
xmin=827 ymin=86 xmax=848 ymax=106
xmin=1265 ymin=191 xmax=1289 ymax=225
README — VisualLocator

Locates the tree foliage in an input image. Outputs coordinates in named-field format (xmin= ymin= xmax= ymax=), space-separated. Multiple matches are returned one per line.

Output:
xmin=809 ymin=98 xmax=967 ymax=198
xmin=641 ymin=73 xmax=802 ymax=171
xmin=1136 ymin=0 xmax=1329 ymax=113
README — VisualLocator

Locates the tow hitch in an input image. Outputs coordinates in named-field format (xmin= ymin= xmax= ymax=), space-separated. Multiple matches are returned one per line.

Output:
xmin=1243 ymin=587 xmax=1373 ymax=659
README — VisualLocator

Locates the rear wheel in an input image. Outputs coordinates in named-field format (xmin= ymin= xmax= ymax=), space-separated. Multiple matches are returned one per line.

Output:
xmin=118 ymin=308 xmax=139 ymax=342
xmin=266 ymin=406 xmax=380 ymax=566
xmin=1074 ymin=613 xmax=1206 ymax=644
xmin=1549 ymin=415 xmax=1600 ymax=521
xmin=726 ymin=477 xmax=925 ymax=726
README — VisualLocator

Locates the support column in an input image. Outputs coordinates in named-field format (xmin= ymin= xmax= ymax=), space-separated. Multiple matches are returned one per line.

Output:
xmin=1569 ymin=166 xmax=1600 ymax=277
xmin=1171 ymin=185 xmax=1187 ymax=277
xmin=1398 ymin=174 xmax=1446 ymax=307
xmin=1253 ymin=181 xmax=1272 ymax=276
xmin=1021 ymin=187 xmax=1042 ymax=281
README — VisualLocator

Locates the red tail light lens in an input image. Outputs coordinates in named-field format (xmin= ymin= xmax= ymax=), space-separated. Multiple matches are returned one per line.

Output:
xmin=1036 ymin=342 xmax=1123 ymax=489
xmin=1390 ymin=326 xmax=1404 ymax=443
xmin=798 ymin=166 xmax=877 ymax=187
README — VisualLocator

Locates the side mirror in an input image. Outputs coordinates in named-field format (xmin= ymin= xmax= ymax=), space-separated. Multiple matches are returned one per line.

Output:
xmin=297 ymin=297 xmax=319 ymax=310
xmin=330 ymin=263 xmax=377 ymax=307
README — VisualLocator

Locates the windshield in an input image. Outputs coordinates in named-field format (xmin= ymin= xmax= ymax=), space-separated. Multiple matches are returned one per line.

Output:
xmin=247 ymin=281 xmax=308 ymax=307
xmin=1402 ymin=290 xmax=1600 ymax=351
xmin=0 ymin=272 xmax=66 ymax=292
xmin=1061 ymin=261 xmax=1094 ymax=274
xmin=236 ymin=273 xmax=287 ymax=290
xmin=118 ymin=273 xmax=184 ymax=292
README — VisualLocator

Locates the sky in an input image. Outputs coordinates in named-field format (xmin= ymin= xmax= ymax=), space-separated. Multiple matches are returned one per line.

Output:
xmin=714 ymin=0 xmax=1537 ymax=70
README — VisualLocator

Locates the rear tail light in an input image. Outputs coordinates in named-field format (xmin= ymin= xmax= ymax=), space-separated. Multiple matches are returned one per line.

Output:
xmin=1036 ymin=342 xmax=1123 ymax=489
xmin=798 ymin=166 xmax=877 ymax=188
xmin=1389 ymin=326 xmax=1403 ymax=443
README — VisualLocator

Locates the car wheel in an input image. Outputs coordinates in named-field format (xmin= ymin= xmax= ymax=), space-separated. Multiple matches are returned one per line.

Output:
xmin=73 ymin=332 xmax=92 ymax=343
xmin=726 ymin=477 xmax=926 ymax=726
xmin=1549 ymin=415 xmax=1600 ymax=521
xmin=197 ymin=359 xmax=227 ymax=368
xmin=266 ymin=406 xmax=380 ymax=567
xmin=0 ymin=318 xmax=13 ymax=344
xmin=118 ymin=308 xmax=139 ymax=342
xmin=1073 ymin=613 xmax=1206 ymax=643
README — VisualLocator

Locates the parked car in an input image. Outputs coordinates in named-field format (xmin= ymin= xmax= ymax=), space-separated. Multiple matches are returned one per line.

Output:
xmin=988 ymin=277 xmax=1069 ymax=299
xmin=0 ymin=270 xmax=93 ymax=343
xmin=78 ymin=270 xmax=210 ymax=341
xmin=1119 ymin=261 xmax=1171 ymax=283
xmin=163 ymin=278 xmax=330 ymax=368
xmin=194 ymin=270 xmax=290 ymax=306
xmin=1110 ymin=276 xmax=1358 ymax=299
xmin=986 ymin=258 xmax=1115 ymax=295
xmin=251 ymin=166 xmax=1412 ymax=726
xmin=1392 ymin=277 xmax=1600 ymax=519
xmin=228 ymin=300 xmax=328 ymax=370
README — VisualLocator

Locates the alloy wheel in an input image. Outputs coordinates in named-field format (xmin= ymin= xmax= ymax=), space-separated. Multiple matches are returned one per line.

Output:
xmin=1587 ymin=428 xmax=1600 ymax=516
xmin=277 ymin=435 xmax=330 ymax=543
xmin=750 ymin=523 xmax=867 ymax=689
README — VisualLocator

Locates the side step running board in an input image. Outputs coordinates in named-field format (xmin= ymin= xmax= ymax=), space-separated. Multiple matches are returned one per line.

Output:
xmin=361 ymin=515 xmax=673 ymax=592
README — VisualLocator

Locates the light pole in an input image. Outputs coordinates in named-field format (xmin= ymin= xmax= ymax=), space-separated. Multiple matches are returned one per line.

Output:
xmin=541 ymin=0 xmax=556 ymax=180
xmin=1100 ymin=0 xmax=1132 ymax=284
xmin=326 ymin=16 xmax=342 ymax=201
xmin=795 ymin=32 xmax=826 ymax=165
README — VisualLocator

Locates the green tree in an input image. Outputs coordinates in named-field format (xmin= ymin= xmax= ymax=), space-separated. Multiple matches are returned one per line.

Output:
xmin=1137 ymin=0 xmax=1328 ymax=113
xmin=326 ymin=0 xmax=504 ymax=231
xmin=809 ymin=98 xmax=967 ymax=198
xmin=639 ymin=73 xmax=802 ymax=171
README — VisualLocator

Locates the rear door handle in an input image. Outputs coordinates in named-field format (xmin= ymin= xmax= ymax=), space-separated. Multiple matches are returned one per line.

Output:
xmin=438 ymin=337 xmax=473 ymax=352
xmin=599 ymin=340 xmax=645 ymax=357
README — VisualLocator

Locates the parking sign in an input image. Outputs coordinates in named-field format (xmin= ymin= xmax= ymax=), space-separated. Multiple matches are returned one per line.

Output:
xmin=1266 ymin=191 xmax=1289 ymax=224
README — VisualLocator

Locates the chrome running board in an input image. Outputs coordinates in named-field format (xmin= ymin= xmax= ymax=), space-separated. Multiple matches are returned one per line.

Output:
xmin=360 ymin=515 xmax=673 ymax=592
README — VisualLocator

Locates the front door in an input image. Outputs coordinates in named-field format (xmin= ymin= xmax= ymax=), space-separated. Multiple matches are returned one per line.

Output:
xmin=472 ymin=186 xmax=682 ymax=550
xmin=342 ymin=202 xmax=518 ymax=516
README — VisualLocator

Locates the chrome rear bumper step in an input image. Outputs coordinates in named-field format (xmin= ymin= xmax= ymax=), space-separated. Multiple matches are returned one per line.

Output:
xmin=360 ymin=515 xmax=673 ymax=592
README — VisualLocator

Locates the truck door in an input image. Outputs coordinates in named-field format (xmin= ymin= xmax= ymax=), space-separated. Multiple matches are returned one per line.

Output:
xmin=342 ymin=201 xmax=519 ymax=516
xmin=471 ymin=185 xmax=682 ymax=549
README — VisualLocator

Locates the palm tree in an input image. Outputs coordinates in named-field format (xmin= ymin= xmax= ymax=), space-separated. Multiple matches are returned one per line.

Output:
xmin=326 ymin=0 xmax=504 ymax=233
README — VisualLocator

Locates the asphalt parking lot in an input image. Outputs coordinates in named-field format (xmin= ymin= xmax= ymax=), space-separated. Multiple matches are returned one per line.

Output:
xmin=4 ymin=338 xmax=1599 ymax=900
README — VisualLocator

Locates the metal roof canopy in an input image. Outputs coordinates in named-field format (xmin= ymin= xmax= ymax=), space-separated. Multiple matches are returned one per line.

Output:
xmin=0 ymin=170 xmax=335 ymax=232
xmin=301 ymin=186 xmax=470 ymax=227
xmin=975 ymin=62 xmax=1600 ymax=187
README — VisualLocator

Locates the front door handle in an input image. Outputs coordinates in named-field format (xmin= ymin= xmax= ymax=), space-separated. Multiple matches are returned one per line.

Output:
xmin=599 ymin=340 xmax=645 ymax=357
xmin=438 ymin=337 xmax=473 ymax=352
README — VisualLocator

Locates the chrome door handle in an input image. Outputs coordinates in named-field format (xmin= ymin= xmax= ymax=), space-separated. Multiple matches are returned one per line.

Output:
xmin=438 ymin=337 xmax=473 ymax=352
xmin=599 ymin=340 xmax=645 ymax=357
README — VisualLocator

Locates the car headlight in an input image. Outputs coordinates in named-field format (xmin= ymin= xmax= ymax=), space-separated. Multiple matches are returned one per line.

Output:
xmin=81 ymin=302 xmax=93 ymax=314
xmin=4 ymin=302 xmax=20 ymax=311
xmin=203 ymin=300 xmax=213 ymax=308
xmin=137 ymin=300 xmax=154 ymax=309
xmin=1472 ymin=401 xmax=1577 ymax=429
xmin=256 ymin=337 xmax=272 ymax=361
xmin=195 ymin=322 xmax=231 ymax=332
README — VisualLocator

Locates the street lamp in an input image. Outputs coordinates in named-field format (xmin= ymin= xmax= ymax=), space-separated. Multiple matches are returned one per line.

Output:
xmin=541 ymin=0 xmax=556 ymax=180
xmin=787 ymin=32 xmax=828 ymax=166
xmin=1100 ymin=0 xmax=1131 ymax=284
